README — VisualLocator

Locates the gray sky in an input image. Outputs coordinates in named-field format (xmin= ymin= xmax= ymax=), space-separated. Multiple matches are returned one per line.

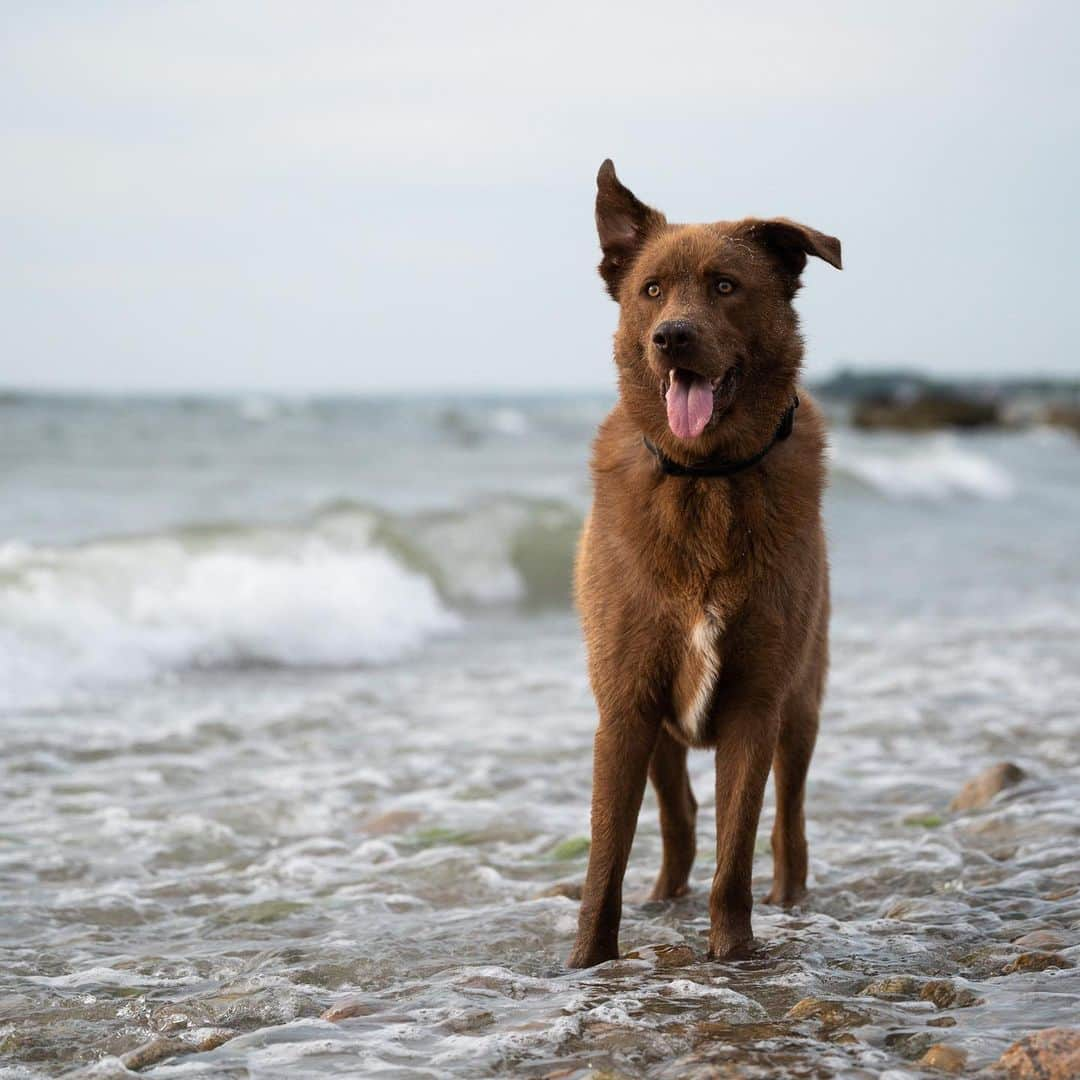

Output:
xmin=2 ymin=2 xmax=1078 ymax=393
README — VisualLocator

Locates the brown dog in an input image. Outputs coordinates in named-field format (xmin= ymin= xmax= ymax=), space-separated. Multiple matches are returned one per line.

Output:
xmin=568 ymin=161 xmax=841 ymax=968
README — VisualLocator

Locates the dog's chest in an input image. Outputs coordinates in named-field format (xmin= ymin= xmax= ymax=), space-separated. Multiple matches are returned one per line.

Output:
xmin=668 ymin=576 xmax=747 ymax=745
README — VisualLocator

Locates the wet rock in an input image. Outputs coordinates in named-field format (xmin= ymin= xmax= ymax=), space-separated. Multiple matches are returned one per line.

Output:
xmin=1012 ymin=929 xmax=1067 ymax=951
xmin=188 ymin=1028 xmax=234 ymax=1052
xmin=831 ymin=1032 xmax=861 ymax=1046
xmin=1043 ymin=404 xmax=1080 ymax=436
xmin=904 ymin=812 xmax=945 ymax=828
xmin=885 ymin=1030 xmax=935 ymax=1060
xmin=214 ymin=899 xmax=306 ymax=925
xmin=928 ymin=1016 xmax=958 ymax=1028
xmin=860 ymin=974 xmax=921 ymax=1000
xmin=1000 ymin=952 xmax=1073 ymax=975
xmin=697 ymin=1019 xmax=789 ymax=1042
xmin=920 ymin=980 xmax=983 ymax=1010
xmin=150 ymin=988 xmax=316 ymax=1032
xmin=959 ymin=944 xmax=1017 ymax=980
xmin=995 ymin=1027 xmax=1080 ymax=1078
xmin=119 ymin=1036 xmax=187 ymax=1071
xmin=1042 ymin=886 xmax=1078 ymax=902
xmin=919 ymin=1043 xmax=968 ymax=1073
xmin=548 ymin=836 xmax=591 ymax=860
xmin=440 ymin=1008 xmax=494 ymax=1033
xmin=321 ymin=996 xmax=376 ymax=1022
xmin=363 ymin=809 xmax=421 ymax=835
xmin=785 ymin=997 xmax=869 ymax=1034
xmin=624 ymin=943 xmax=695 ymax=969
xmin=949 ymin=762 xmax=1025 ymax=812
xmin=535 ymin=881 xmax=583 ymax=900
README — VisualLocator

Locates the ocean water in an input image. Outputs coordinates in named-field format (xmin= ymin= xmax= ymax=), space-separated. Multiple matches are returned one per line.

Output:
xmin=1 ymin=392 xmax=1078 ymax=1078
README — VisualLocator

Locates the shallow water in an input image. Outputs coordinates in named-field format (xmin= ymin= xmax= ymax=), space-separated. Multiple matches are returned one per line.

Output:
xmin=1 ymin=394 xmax=1079 ymax=1078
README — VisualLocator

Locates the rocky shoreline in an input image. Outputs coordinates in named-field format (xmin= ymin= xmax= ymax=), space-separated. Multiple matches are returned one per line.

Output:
xmin=814 ymin=369 xmax=1080 ymax=434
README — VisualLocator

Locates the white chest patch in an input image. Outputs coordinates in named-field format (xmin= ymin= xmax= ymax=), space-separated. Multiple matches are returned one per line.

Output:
xmin=676 ymin=609 xmax=724 ymax=743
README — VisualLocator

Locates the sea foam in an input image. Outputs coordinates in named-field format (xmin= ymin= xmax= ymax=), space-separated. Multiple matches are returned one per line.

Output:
xmin=0 ymin=531 xmax=458 ymax=709
xmin=830 ymin=433 xmax=1014 ymax=500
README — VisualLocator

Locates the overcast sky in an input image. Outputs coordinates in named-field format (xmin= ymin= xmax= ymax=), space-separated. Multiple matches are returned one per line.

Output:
xmin=2 ymin=2 xmax=1078 ymax=393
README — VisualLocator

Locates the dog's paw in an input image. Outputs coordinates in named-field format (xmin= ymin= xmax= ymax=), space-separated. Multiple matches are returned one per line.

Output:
xmin=706 ymin=933 xmax=755 ymax=962
xmin=567 ymin=944 xmax=618 ymax=969
xmin=762 ymin=885 xmax=807 ymax=908
xmin=648 ymin=879 xmax=691 ymax=902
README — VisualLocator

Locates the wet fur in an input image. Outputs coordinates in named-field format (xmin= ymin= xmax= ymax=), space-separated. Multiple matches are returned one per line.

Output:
xmin=568 ymin=161 xmax=840 ymax=967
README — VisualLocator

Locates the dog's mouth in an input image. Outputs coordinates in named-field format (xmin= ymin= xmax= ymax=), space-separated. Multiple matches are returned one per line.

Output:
xmin=661 ymin=366 xmax=740 ymax=441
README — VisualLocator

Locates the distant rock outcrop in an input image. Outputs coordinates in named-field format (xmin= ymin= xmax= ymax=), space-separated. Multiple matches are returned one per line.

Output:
xmin=813 ymin=368 xmax=1080 ymax=434
xmin=853 ymin=393 xmax=1000 ymax=431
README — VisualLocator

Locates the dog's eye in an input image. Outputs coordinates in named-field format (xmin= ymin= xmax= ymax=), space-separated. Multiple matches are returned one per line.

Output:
xmin=715 ymin=278 xmax=736 ymax=295
xmin=644 ymin=282 xmax=662 ymax=299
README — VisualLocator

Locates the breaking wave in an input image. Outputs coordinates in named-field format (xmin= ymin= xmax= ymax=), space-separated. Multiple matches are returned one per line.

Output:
xmin=0 ymin=497 xmax=583 ymax=708
xmin=829 ymin=433 xmax=1015 ymax=500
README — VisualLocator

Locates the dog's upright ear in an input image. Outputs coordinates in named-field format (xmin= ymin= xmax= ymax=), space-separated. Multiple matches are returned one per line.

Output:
xmin=595 ymin=160 xmax=666 ymax=300
xmin=749 ymin=219 xmax=842 ymax=294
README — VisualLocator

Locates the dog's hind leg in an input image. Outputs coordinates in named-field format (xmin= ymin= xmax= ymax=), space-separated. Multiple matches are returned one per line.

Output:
xmin=649 ymin=725 xmax=697 ymax=900
xmin=764 ymin=690 xmax=819 ymax=908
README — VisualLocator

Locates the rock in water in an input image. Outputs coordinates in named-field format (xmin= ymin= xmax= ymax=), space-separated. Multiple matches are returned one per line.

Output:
xmin=996 ymin=1028 xmax=1080 ymax=1079
xmin=786 ymin=997 xmax=869 ymax=1034
xmin=920 ymin=980 xmax=983 ymax=1009
xmin=860 ymin=974 xmax=921 ymax=1000
xmin=322 ymin=997 xmax=376 ymax=1022
xmin=949 ymin=762 xmax=1025 ymax=812
xmin=534 ymin=881 xmax=583 ymax=900
xmin=919 ymin=1043 xmax=967 ymax=1073
xmin=1013 ymin=929 xmax=1068 ymax=951
xmin=623 ymin=943 xmax=695 ymax=968
xmin=1001 ymin=952 xmax=1073 ymax=975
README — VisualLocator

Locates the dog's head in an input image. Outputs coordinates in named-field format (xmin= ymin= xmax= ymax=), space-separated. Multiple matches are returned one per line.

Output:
xmin=595 ymin=159 xmax=841 ymax=457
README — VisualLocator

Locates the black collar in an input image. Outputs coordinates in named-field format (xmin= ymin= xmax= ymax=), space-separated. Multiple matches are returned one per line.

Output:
xmin=642 ymin=396 xmax=799 ymax=479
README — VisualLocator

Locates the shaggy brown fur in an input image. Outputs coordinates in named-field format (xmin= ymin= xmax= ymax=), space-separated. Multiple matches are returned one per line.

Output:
xmin=568 ymin=161 xmax=841 ymax=968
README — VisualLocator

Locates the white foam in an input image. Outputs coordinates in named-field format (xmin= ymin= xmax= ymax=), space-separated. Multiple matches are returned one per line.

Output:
xmin=0 ymin=533 xmax=458 ymax=709
xmin=830 ymin=434 xmax=1014 ymax=500
xmin=489 ymin=407 xmax=530 ymax=436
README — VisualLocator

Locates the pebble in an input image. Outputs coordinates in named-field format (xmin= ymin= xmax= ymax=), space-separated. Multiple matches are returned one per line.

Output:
xmin=624 ymin=943 xmax=695 ymax=968
xmin=440 ymin=1008 xmax=494 ymax=1033
xmin=1013 ymin=929 xmax=1067 ymax=950
xmin=1001 ymin=952 xmax=1073 ymax=975
xmin=860 ymin=974 xmax=921 ymax=999
xmin=786 ymin=997 xmax=869 ymax=1033
xmin=918 ymin=1043 xmax=967 ymax=1073
xmin=362 ymin=809 xmax=422 ymax=835
xmin=322 ymin=997 xmax=376 ymax=1022
xmin=920 ymin=980 xmax=982 ymax=1010
xmin=534 ymin=881 xmax=583 ymax=900
xmin=119 ymin=1036 xmax=187 ymax=1071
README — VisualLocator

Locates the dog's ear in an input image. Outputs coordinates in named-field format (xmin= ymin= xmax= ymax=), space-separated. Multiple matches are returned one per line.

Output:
xmin=749 ymin=219 xmax=842 ymax=291
xmin=595 ymin=159 xmax=666 ymax=299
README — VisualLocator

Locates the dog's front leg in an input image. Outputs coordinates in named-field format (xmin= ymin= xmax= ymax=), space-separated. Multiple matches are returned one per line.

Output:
xmin=708 ymin=705 xmax=780 ymax=960
xmin=568 ymin=712 xmax=658 ymax=968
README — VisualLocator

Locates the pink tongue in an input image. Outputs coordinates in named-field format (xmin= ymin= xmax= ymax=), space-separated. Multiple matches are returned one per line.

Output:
xmin=665 ymin=372 xmax=714 ymax=440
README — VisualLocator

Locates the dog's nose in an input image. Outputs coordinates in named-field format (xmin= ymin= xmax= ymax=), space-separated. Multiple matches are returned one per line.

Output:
xmin=652 ymin=319 xmax=698 ymax=356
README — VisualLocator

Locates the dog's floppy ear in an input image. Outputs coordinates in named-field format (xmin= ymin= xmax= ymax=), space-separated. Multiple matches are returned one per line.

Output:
xmin=750 ymin=219 xmax=842 ymax=290
xmin=595 ymin=159 xmax=666 ymax=299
